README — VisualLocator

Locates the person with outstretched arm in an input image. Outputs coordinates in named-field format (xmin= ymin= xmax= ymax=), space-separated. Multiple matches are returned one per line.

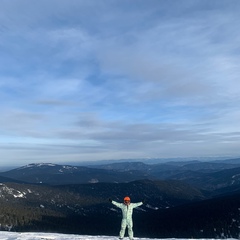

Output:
xmin=109 ymin=196 xmax=144 ymax=240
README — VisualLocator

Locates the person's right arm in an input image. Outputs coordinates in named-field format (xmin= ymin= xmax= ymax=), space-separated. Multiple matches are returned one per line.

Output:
xmin=111 ymin=200 xmax=122 ymax=208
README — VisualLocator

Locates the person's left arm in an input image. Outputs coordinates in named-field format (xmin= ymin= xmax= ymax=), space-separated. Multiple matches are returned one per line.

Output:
xmin=131 ymin=201 xmax=143 ymax=208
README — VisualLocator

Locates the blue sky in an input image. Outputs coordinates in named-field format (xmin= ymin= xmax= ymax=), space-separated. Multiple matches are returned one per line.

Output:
xmin=1 ymin=0 xmax=240 ymax=167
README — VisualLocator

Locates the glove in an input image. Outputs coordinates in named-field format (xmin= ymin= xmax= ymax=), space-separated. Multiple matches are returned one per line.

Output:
xmin=109 ymin=198 xmax=112 ymax=203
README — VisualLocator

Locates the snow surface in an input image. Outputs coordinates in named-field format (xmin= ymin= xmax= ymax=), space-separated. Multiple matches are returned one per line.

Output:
xmin=0 ymin=232 xmax=237 ymax=240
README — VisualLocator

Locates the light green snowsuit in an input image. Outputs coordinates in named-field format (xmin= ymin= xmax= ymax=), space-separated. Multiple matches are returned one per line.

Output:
xmin=112 ymin=200 xmax=143 ymax=239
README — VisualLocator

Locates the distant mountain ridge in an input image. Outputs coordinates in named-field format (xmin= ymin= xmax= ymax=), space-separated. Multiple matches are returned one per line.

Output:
xmin=1 ymin=159 xmax=240 ymax=195
xmin=0 ymin=163 xmax=154 ymax=185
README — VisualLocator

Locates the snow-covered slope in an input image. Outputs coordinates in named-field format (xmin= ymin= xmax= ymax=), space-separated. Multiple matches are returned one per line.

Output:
xmin=0 ymin=232 xmax=157 ymax=239
xmin=0 ymin=232 xmax=236 ymax=240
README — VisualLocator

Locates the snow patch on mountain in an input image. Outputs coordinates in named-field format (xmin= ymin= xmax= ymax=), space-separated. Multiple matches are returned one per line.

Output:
xmin=62 ymin=165 xmax=78 ymax=170
xmin=0 ymin=184 xmax=26 ymax=198
xmin=146 ymin=204 xmax=159 ymax=210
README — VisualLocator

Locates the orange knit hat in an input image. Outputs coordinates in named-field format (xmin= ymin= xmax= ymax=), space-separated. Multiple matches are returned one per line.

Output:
xmin=124 ymin=196 xmax=130 ymax=201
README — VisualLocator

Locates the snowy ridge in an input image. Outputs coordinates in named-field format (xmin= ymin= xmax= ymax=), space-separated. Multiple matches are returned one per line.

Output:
xmin=0 ymin=232 xmax=236 ymax=240
xmin=14 ymin=163 xmax=81 ymax=177
xmin=17 ymin=163 xmax=79 ymax=172
xmin=18 ymin=163 xmax=57 ymax=170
